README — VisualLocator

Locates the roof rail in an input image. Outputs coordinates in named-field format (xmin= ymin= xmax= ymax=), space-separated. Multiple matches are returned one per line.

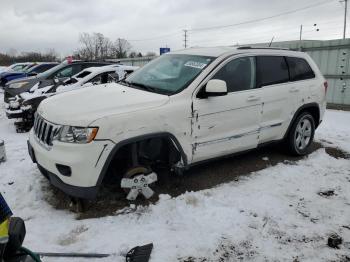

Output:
xmin=237 ymin=46 xmax=290 ymax=50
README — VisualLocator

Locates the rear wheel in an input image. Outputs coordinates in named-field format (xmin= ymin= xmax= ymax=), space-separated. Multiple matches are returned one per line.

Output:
xmin=286 ymin=112 xmax=315 ymax=156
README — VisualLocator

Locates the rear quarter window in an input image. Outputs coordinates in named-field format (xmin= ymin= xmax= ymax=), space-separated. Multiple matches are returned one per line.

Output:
xmin=286 ymin=57 xmax=315 ymax=81
xmin=256 ymin=56 xmax=289 ymax=87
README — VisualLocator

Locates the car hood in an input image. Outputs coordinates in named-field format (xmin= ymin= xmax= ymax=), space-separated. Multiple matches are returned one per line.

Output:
xmin=38 ymin=83 xmax=170 ymax=126
xmin=0 ymin=72 xmax=21 ymax=78
xmin=5 ymin=78 xmax=50 ymax=97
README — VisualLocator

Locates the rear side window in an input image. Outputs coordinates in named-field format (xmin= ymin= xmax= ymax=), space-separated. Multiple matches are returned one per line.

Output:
xmin=286 ymin=57 xmax=315 ymax=81
xmin=256 ymin=56 xmax=289 ymax=87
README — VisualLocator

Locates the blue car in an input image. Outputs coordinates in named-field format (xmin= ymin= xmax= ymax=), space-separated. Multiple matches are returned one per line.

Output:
xmin=0 ymin=63 xmax=58 ymax=87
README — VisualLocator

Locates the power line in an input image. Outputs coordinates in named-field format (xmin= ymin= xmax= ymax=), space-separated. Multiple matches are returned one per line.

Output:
xmin=189 ymin=0 xmax=334 ymax=32
xmin=189 ymin=24 xmax=344 ymax=47
xmin=128 ymin=0 xmax=336 ymax=46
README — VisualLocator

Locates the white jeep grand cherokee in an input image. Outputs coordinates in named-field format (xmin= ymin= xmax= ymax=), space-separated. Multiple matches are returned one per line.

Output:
xmin=28 ymin=47 xmax=327 ymax=200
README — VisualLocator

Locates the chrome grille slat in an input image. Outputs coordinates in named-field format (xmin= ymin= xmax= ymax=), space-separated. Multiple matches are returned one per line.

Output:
xmin=44 ymin=124 xmax=50 ymax=144
xmin=33 ymin=114 xmax=61 ymax=149
xmin=38 ymin=119 xmax=44 ymax=138
xmin=41 ymin=123 xmax=47 ymax=141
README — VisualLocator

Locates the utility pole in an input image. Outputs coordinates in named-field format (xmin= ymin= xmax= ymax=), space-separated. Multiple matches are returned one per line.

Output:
xmin=343 ymin=0 xmax=348 ymax=39
xmin=183 ymin=29 xmax=188 ymax=48
xmin=299 ymin=25 xmax=303 ymax=51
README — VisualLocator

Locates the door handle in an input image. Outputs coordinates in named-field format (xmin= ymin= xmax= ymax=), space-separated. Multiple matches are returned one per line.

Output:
xmin=246 ymin=96 xmax=261 ymax=102
xmin=289 ymin=87 xmax=300 ymax=93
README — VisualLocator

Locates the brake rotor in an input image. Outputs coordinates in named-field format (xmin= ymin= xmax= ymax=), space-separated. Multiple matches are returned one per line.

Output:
xmin=121 ymin=167 xmax=158 ymax=201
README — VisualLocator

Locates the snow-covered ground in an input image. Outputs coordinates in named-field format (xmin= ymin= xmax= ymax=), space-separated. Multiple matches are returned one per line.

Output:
xmin=0 ymin=91 xmax=350 ymax=261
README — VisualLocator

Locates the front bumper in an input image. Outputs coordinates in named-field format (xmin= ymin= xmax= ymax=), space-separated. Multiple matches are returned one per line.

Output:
xmin=28 ymin=130 xmax=115 ymax=199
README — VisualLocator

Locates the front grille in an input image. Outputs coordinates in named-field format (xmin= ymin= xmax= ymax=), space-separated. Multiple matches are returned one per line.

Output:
xmin=33 ymin=113 xmax=61 ymax=148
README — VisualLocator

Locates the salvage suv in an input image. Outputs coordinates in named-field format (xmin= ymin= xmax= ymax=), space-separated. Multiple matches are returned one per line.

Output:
xmin=27 ymin=47 xmax=327 ymax=201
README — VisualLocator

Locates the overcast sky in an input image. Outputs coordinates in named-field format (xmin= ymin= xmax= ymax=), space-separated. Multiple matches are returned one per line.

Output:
xmin=0 ymin=0 xmax=346 ymax=57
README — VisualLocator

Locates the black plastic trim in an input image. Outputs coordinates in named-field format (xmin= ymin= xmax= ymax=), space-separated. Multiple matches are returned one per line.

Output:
xmin=283 ymin=102 xmax=320 ymax=140
xmin=37 ymin=164 xmax=98 ymax=199
xmin=56 ymin=164 xmax=72 ymax=177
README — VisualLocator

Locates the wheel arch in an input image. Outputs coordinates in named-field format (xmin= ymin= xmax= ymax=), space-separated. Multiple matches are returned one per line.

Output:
xmin=283 ymin=102 xmax=320 ymax=140
xmin=96 ymin=132 xmax=188 ymax=186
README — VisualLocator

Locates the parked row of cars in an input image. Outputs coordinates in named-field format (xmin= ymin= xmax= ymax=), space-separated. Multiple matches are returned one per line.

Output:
xmin=3 ymin=47 xmax=327 ymax=202
xmin=3 ymin=60 xmax=138 ymax=132
xmin=0 ymin=62 xmax=59 ymax=87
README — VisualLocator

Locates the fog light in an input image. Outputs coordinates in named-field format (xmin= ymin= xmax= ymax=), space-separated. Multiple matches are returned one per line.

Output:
xmin=56 ymin=164 xmax=71 ymax=177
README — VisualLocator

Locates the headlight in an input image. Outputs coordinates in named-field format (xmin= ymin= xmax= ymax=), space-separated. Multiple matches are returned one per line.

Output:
xmin=56 ymin=126 xmax=98 ymax=144
xmin=9 ymin=82 xmax=28 ymax=89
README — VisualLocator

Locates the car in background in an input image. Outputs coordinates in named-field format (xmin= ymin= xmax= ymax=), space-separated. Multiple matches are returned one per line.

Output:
xmin=6 ymin=64 xmax=138 ymax=132
xmin=0 ymin=62 xmax=33 ymax=74
xmin=0 ymin=62 xmax=58 ymax=87
xmin=3 ymin=60 xmax=113 ymax=103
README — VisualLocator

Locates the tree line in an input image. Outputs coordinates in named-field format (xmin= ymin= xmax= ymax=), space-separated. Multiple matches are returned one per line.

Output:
xmin=74 ymin=32 xmax=156 ymax=60
xmin=0 ymin=32 xmax=157 ymax=66
xmin=0 ymin=49 xmax=58 ymax=66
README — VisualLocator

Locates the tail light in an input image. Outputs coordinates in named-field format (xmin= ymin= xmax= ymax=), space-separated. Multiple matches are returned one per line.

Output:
xmin=323 ymin=81 xmax=328 ymax=94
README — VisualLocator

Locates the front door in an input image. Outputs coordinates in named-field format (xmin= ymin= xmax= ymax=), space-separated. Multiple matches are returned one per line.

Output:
xmin=191 ymin=56 xmax=262 ymax=163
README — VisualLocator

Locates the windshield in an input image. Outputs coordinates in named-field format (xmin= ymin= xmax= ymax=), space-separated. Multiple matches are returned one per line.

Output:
xmin=126 ymin=54 xmax=214 ymax=95
xmin=37 ymin=62 xmax=66 ymax=79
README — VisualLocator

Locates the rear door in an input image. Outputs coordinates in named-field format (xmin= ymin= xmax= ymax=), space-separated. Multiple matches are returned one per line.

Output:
xmin=285 ymin=56 xmax=317 ymax=109
xmin=192 ymin=56 xmax=262 ymax=162
xmin=257 ymin=56 xmax=295 ymax=143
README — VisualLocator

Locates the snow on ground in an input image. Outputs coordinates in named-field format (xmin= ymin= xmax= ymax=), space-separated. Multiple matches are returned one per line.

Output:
xmin=0 ymin=91 xmax=350 ymax=261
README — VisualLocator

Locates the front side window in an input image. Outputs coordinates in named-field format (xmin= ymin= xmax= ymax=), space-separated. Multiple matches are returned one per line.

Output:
xmin=212 ymin=57 xmax=256 ymax=92
xmin=256 ymin=56 xmax=289 ymax=87
xmin=55 ymin=66 xmax=72 ymax=78
xmin=126 ymin=54 xmax=214 ymax=94
xmin=12 ymin=65 xmax=26 ymax=71
xmin=55 ymin=65 xmax=81 ymax=78
xmin=286 ymin=57 xmax=315 ymax=81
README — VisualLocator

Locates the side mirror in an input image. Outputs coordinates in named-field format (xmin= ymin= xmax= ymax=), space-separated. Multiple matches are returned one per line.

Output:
xmin=204 ymin=79 xmax=227 ymax=97
xmin=28 ymin=72 xmax=37 ymax=77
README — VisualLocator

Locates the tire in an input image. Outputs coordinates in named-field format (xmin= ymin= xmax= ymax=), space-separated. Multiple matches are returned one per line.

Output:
xmin=286 ymin=112 xmax=315 ymax=156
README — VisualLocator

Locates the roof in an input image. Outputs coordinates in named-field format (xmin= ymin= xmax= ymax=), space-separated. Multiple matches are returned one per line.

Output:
xmin=171 ymin=46 xmax=305 ymax=58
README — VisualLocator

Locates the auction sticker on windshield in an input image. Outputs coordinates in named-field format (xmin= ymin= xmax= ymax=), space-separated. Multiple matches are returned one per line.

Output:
xmin=184 ymin=61 xmax=208 ymax=69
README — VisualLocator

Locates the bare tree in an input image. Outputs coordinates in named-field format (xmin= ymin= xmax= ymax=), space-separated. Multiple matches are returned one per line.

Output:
xmin=78 ymin=32 xmax=95 ymax=60
xmin=112 ymin=38 xmax=131 ymax=59
xmin=76 ymin=33 xmax=133 ymax=60
xmin=129 ymin=51 xmax=137 ymax=58
xmin=145 ymin=51 xmax=157 ymax=57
